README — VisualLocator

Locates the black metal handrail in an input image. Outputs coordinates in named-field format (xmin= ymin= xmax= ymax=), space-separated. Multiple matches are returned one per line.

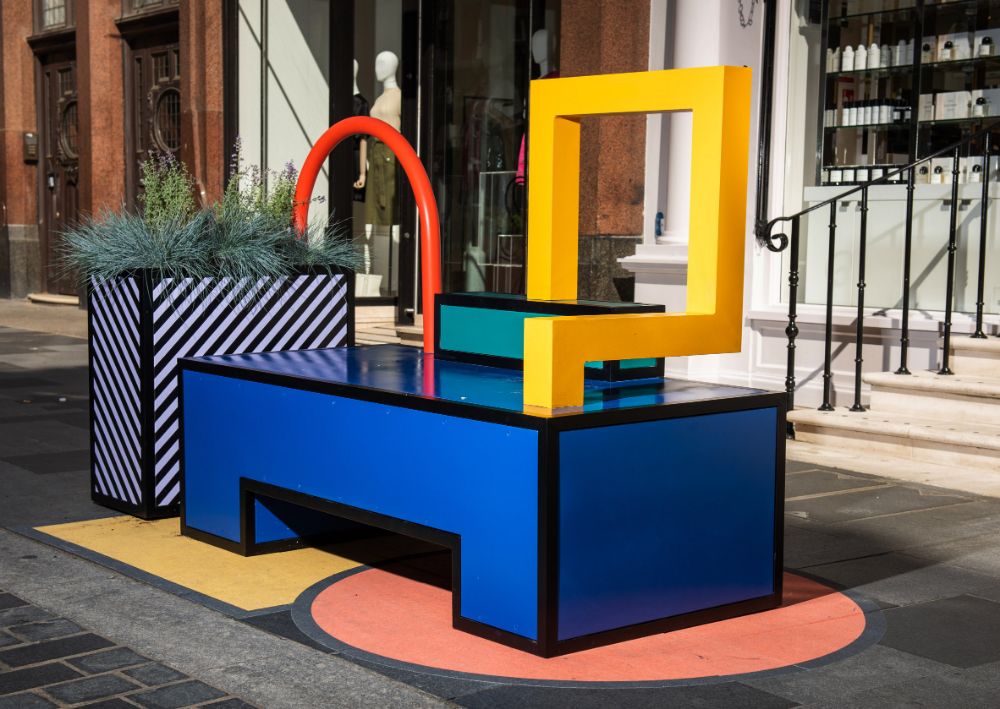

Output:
xmin=755 ymin=120 xmax=1000 ymax=429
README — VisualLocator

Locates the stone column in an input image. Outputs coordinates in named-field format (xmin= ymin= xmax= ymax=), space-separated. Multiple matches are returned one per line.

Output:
xmin=560 ymin=0 xmax=650 ymax=301
xmin=180 ymin=3 xmax=225 ymax=207
xmin=0 ymin=2 xmax=42 ymax=297
xmin=76 ymin=0 xmax=125 ymax=215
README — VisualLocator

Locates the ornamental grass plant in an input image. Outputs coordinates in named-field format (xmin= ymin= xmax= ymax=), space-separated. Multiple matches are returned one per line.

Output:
xmin=62 ymin=148 xmax=360 ymax=288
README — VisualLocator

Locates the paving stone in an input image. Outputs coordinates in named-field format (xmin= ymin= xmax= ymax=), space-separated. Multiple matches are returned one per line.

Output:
xmin=0 ymin=662 xmax=82 ymax=695
xmin=45 ymin=674 xmax=140 ymax=704
xmin=0 ymin=595 xmax=26 ymax=611
xmin=77 ymin=700 xmax=139 ymax=709
xmin=0 ymin=605 xmax=57 ymax=629
xmin=0 ymin=420 xmax=90 ymax=457
xmin=786 ymin=460 xmax=822 ymax=473
xmin=68 ymin=647 xmax=148 ymax=674
xmin=123 ymin=663 xmax=187 ymax=687
xmin=0 ymin=631 xmax=18 ymax=649
xmin=804 ymin=552 xmax=1000 ymax=607
xmin=785 ymin=469 xmax=880 ymax=499
xmin=0 ymin=633 xmax=114 ymax=668
xmin=202 ymin=699 xmax=257 ymax=709
xmin=836 ymin=501 xmax=1000 ymax=549
xmin=906 ymin=534 xmax=1000 ymax=578
xmin=745 ymin=644 xmax=955 ymax=705
xmin=880 ymin=595 xmax=1000 ymax=668
xmin=809 ymin=669 xmax=1000 ymax=709
xmin=783 ymin=524 xmax=888 ymax=569
xmin=0 ymin=450 xmax=91 ymax=475
xmin=785 ymin=485 xmax=971 ymax=524
xmin=455 ymin=682 xmax=798 ymax=709
xmin=132 ymin=680 xmax=227 ymax=708
xmin=0 ymin=692 xmax=57 ymax=708
xmin=9 ymin=619 xmax=83 ymax=642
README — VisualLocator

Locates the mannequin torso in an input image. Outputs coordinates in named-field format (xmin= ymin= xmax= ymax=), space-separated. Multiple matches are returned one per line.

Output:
xmin=370 ymin=87 xmax=401 ymax=131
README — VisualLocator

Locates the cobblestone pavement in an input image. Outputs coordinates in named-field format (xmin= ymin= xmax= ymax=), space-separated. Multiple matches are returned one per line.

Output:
xmin=0 ymin=590 xmax=253 ymax=708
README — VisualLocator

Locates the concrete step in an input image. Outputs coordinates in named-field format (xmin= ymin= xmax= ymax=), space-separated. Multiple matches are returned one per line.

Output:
xmin=354 ymin=324 xmax=401 ymax=345
xmin=786 ymin=439 xmax=1000 ymax=498
xmin=789 ymin=408 xmax=1000 ymax=472
xmin=864 ymin=370 xmax=1000 ymax=425
xmin=396 ymin=324 xmax=423 ymax=348
xmin=951 ymin=337 xmax=1000 ymax=377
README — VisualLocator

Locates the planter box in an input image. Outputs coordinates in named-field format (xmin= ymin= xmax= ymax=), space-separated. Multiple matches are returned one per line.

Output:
xmin=88 ymin=270 xmax=354 ymax=519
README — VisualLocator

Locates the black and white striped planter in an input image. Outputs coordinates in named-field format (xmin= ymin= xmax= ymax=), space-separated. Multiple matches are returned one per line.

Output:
xmin=87 ymin=270 xmax=354 ymax=519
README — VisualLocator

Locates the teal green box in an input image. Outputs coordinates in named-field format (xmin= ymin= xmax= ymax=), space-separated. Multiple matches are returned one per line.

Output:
xmin=434 ymin=292 xmax=665 ymax=382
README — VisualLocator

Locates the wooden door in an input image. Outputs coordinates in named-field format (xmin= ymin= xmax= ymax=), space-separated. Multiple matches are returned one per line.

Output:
xmin=39 ymin=54 xmax=80 ymax=296
xmin=126 ymin=39 xmax=181 ymax=209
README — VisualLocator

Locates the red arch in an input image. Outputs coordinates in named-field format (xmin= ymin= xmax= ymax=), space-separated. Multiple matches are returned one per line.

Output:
xmin=293 ymin=116 xmax=441 ymax=354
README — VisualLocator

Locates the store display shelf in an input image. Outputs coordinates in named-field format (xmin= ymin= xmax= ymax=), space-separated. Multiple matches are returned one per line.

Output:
xmin=828 ymin=4 xmax=916 ymax=22
xmin=921 ymin=54 xmax=1000 ymax=71
xmin=917 ymin=115 xmax=998 ymax=127
xmin=825 ymin=122 xmax=910 ymax=130
xmin=827 ymin=64 xmax=914 ymax=79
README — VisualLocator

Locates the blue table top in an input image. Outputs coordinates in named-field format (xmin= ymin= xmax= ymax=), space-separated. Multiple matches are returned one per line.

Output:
xmin=188 ymin=345 xmax=773 ymax=417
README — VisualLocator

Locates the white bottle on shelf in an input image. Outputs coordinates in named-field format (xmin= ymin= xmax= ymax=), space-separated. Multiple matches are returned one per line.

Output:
xmin=906 ymin=39 xmax=914 ymax=64
xmin=856 ymin=44 xmax=868 ymax=70
xmin=896 ymin=39 xmax=907 ymax=65
xmin=869 ymin=43 xmax=881 ymax=68
xmin=881 ymin=44 xmax=892 ymax=67
xmin=842 ymin=44 xmax=855 ymax=72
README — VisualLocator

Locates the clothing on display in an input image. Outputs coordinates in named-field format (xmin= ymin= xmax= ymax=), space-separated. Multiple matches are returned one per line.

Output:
xmin=366 ymin=137 xmax=397 ymax=226
xmin=353 ymin=93 xmax=370 ymax=202
xmin=515 ymin=70 xmax=559 ymax=185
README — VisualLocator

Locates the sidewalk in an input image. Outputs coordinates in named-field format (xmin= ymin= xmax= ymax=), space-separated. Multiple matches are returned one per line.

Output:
xmin=2 ymin=304 xmax=1000 ymax=707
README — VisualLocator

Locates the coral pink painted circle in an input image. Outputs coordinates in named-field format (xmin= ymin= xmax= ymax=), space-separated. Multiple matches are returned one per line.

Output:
xmin=309 ymin=569 xmax=867 ymax=682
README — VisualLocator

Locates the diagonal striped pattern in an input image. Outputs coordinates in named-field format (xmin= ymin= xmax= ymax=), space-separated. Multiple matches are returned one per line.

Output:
xmin=88 ymin=273 xmax=350 ymax=516
xmin=90 ymin=277 xmax=143 ymax=506
xmin=150 ymin=274 xmax=349 ymax=509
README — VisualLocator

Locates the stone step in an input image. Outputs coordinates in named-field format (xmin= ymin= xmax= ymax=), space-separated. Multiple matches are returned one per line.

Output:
xmin=396 ymin=324 xmax=423 ymax=348
xmin=789 ymin=408 xmax=1000 ymax=472
xmin=786 ymin=440 xmax=1000 ymax=498
xmin=354 ymin=324 xmax=401 ymax=345
xmin=951 ymin=337 xmax=1000 ymax=377
xmin=864 ymin=370 xmax=1000 ymax=424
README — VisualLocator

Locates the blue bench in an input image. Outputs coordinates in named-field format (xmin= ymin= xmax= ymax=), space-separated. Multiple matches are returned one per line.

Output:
xmin=180 ymin=344 xmax=785 ymax=657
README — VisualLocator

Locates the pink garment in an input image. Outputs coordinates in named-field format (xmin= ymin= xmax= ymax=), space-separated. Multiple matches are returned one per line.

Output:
xmin=516 ymin=70 xmax=559 ymax=185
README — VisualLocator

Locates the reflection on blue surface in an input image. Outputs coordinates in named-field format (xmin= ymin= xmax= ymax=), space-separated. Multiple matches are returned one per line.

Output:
xmin=191 ymin=345 xmax=766 ymax=416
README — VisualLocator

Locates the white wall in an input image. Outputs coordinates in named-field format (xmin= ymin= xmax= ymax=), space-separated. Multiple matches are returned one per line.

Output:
xmin=237 ymin=0 xmax=331 ymax=228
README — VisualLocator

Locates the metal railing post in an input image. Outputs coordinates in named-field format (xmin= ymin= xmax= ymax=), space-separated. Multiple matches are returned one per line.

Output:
xmin=896 ymin=166 xmax=915 ymax=374
xmin=820 ymin=201 xmax=837 ymax=410
xmin=850 ymin=187 xmax=869 ymax=412
xmin=939 ymin=147 xmax=961 ymax=375
xmin=785 ymin=217 xmax=801 ymax=434
xmin=973 ymin=132 xmax=991 ymax=339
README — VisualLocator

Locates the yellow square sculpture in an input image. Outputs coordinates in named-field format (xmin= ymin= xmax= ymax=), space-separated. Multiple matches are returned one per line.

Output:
xmin=523 ymin=65 xmax=752 ymax=410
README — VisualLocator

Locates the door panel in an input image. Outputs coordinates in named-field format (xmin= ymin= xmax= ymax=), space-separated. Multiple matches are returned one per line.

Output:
xmin=40 ymin=54 xmax=79 ymax=296
xmin=126 ymin=38 xmax=181 ymax=209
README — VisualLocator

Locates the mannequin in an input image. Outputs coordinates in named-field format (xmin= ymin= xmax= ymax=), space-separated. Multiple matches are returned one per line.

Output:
xmin=364 ymin=51 xmax=402 ymax=296
xmin=352 ymin=60 xmax=369 ymax=203
xmin=515 ymin=29 xmax=558 ymax=185
xmin=531 ymin=29 xmax=552 ymax=77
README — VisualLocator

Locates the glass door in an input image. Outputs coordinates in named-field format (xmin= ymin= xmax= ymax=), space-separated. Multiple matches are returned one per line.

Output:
xmin=420 ymin=0 xmax=560 ymax=296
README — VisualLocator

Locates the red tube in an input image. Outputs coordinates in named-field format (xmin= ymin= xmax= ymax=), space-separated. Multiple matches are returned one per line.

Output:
xmin=293 ymin=116 xmax=441 ymax=354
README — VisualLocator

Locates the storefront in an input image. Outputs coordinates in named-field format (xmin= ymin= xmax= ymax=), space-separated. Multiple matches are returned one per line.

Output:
xmin=236 ymin=0 xmax=559 ymax=324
